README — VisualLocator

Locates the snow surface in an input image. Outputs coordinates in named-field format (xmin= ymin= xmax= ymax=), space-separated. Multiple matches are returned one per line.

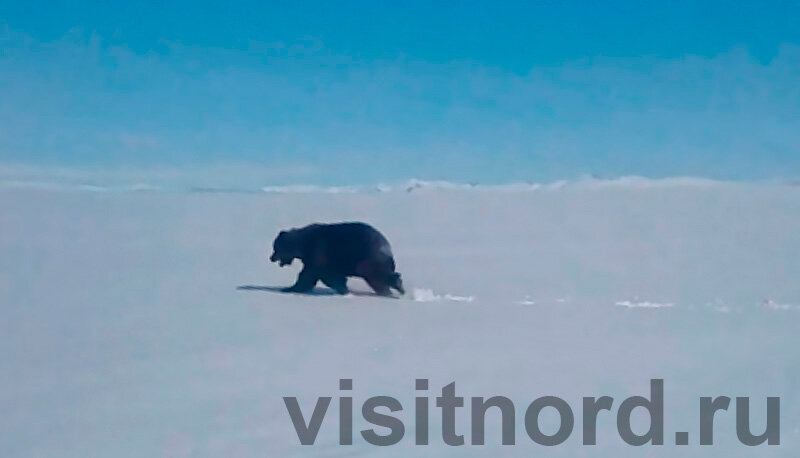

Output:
xmin=1 ymin=181 xmax=799 ymax=457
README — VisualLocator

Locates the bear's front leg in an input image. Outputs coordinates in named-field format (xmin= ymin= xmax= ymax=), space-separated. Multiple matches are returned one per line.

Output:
xmin=283 ymin=266 xmax=319 ymax=293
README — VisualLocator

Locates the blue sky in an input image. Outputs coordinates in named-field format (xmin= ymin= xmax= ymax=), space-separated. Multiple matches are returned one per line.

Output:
xmin=1 ymin=1 xmax=799 ymax=185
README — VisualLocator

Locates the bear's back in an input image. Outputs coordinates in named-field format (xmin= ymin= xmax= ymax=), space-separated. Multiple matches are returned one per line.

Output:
xmin=303 ymin=222 xmax=393 ymax=270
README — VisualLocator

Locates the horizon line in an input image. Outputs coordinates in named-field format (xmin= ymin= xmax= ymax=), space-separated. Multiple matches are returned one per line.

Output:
xmin=1 ymin=171 xmax=798 ymax=195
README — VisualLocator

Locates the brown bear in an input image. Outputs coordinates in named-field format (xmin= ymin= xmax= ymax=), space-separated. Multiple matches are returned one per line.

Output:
xmin=269 ymin=222 xmax=404 ymax=296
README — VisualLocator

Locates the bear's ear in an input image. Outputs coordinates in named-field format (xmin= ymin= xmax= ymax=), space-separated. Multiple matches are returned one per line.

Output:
xmin=279 ymin=230 xmax=286 ymax=236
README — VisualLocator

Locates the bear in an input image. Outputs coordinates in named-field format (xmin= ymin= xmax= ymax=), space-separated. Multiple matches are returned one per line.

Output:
xmin=269 ymin=222 xmax=405 ymax=296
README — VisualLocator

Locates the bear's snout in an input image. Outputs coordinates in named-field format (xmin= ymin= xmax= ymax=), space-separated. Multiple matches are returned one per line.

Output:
xmin=270 ymin=252 xmax=293 ymax=267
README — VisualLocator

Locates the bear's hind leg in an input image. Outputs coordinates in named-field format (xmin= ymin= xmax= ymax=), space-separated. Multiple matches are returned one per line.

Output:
xmin=388 ymin=272 xmax=404 ymax=295
xmin=365 ymin=275 xmax=392 ymax=296
xmin=321 ymin=274 xmax=349 ymax=295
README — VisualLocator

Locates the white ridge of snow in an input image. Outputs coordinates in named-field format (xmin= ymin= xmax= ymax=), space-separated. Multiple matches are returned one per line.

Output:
xmin=412 ymin=288 xmax=440 ymax=302
xmin=0 ymin=175 xmax=768 ymax=194
xmin=261 ymin=184 xmax=326 ymax=193
xmin=615 ymin=299 xmax=675 ymax=309
xmin=443 ymin=294 xmax=475 ymax=302
xmin=574 ymin=175 xmax=722 ymax=189
xmin=762 ymin=299 xmax=800 ymax=311
xmin=412 ymin=288 xmax=474 ymax=303
xmin=403 ymin=179 xmax=475 ymax=193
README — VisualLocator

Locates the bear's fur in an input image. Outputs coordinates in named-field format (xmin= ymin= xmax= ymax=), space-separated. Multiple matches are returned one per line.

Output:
xmin=269 ymin=222 xmax=404 ymax=296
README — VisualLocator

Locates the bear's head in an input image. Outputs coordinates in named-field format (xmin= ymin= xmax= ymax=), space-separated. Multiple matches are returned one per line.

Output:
xmin=269 ymin=229 xmax=301 ymax=267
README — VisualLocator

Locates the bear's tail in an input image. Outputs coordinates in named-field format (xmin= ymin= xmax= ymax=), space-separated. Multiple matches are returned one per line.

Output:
xmin=388 ymin=272 xmax=405 ymax=295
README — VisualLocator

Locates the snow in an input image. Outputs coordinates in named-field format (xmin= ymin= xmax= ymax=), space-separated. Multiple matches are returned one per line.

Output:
xmin=1 ymin=182 xmax=799 ymax=456
xmin=411 ymin=288 xmax=476 ymax=303
xmin=614 ymin=300 xmax=674 ymax=309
